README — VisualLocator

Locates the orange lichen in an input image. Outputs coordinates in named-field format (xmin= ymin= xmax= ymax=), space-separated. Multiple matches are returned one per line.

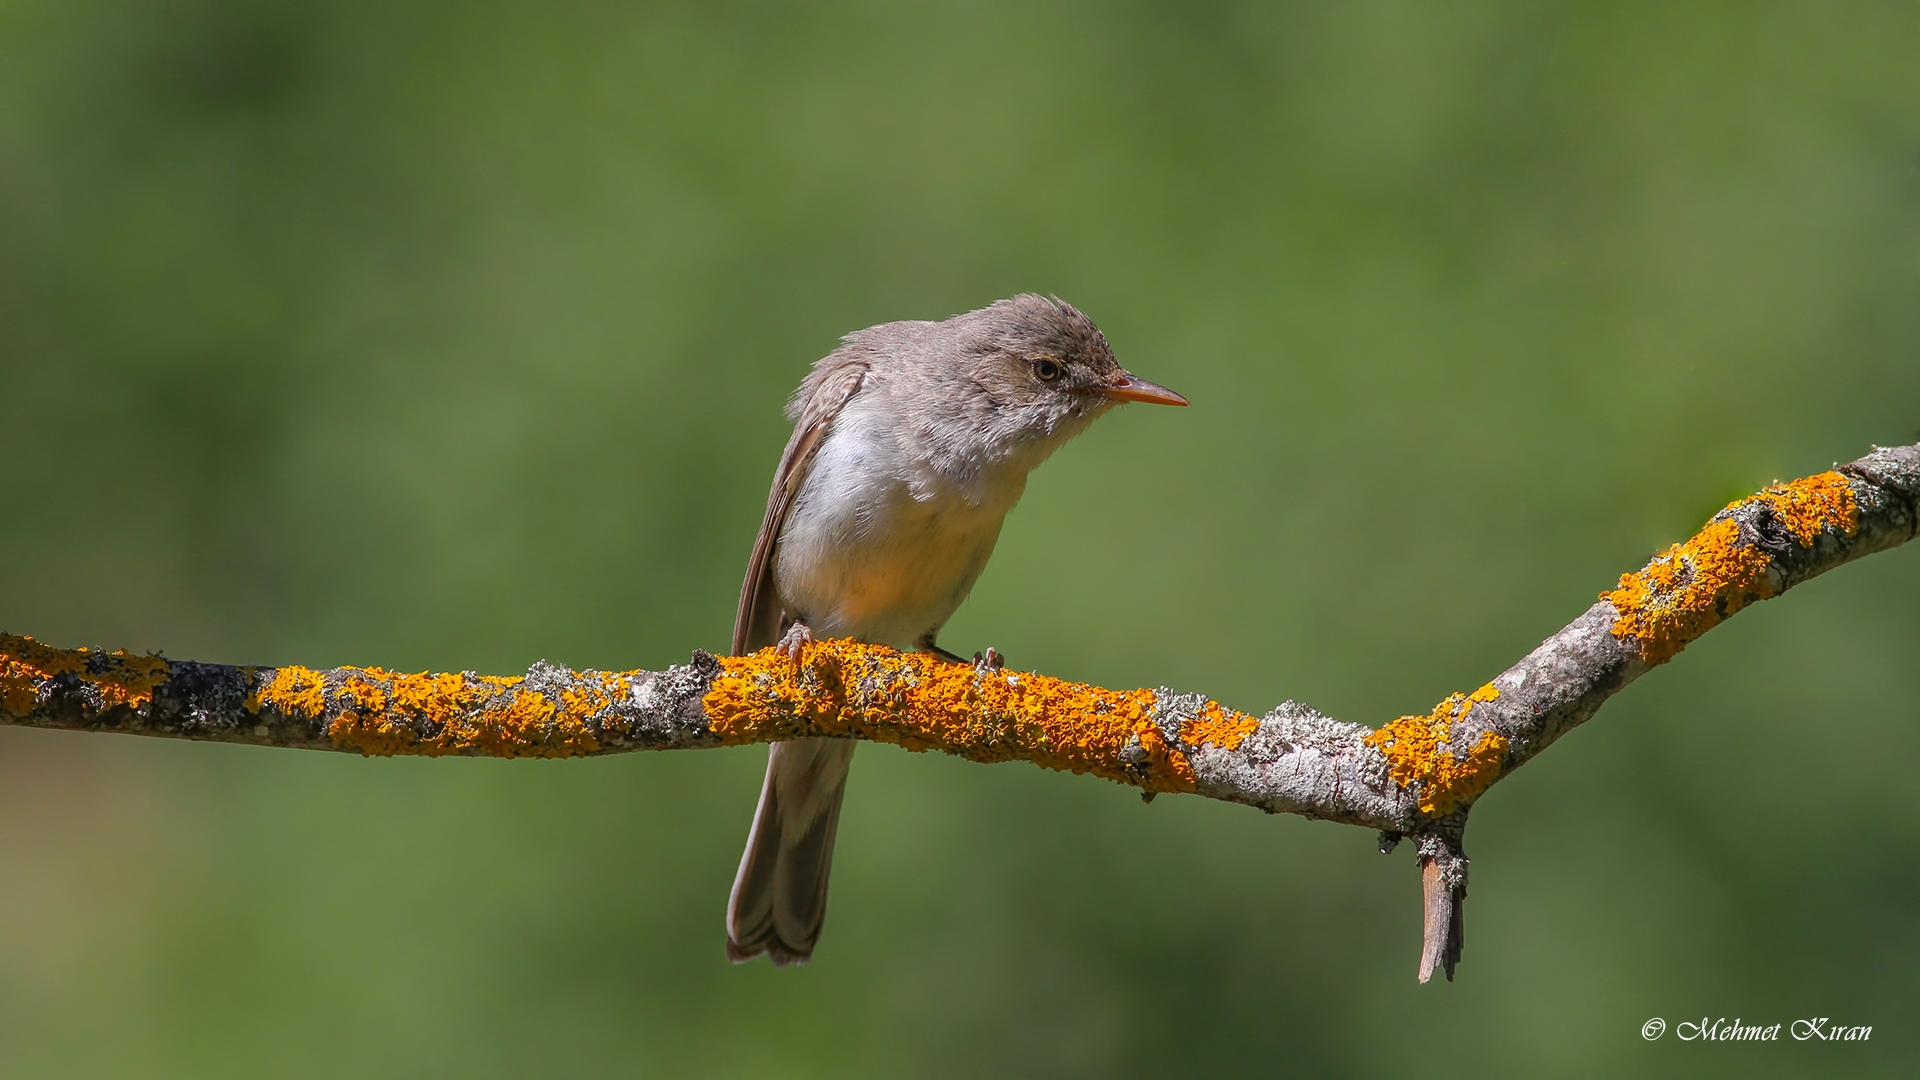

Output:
xmin=90 ymin=652 xmax=170 ymax=709
xmin=1604 ymin=471 xmax=1859 ymax=664
xmin=1179 ymin=700 xmax=1262 ymax=752
xmin=1365 ymin=684 xmax=1508 ymax=817
xmin=1 ymin=634 xmax=88 ymax=715
xmin=1754 ymin=470 xmax=1857 ymax=546
xmin=328 ymin=669 xmax=596 ymax=758
xmin=0 ymin=633 xmax=170 ymax=715
xmin=256 ymin=662 xmax=617 ymax=757
xmin=260 ymin=665 xmax=327 ymax=718
xmin=703 ymin=640 xmax=1198 ymax=793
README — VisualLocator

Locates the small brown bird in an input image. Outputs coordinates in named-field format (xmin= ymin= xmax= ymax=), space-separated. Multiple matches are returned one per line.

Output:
xmin=725 ymin=294 xmax=1187 ymax=965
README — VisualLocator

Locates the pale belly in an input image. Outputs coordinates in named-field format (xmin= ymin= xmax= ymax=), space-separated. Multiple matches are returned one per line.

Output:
xmin=773 ymin=456 xmax=1016 ymax=652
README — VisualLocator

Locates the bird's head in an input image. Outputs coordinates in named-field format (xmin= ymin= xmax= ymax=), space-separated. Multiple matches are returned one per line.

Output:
xmin=977 ymin=293 xmax=1185 ymax=402
xmin=944 ymin=294 xmax=1186 ymax=455
xmin=816 ymin=294 xmax=1186 ymax=480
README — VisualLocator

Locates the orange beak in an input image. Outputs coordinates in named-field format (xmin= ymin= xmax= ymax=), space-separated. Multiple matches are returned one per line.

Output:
xmin=1102 ymin=373 xmax=1189 ymax=407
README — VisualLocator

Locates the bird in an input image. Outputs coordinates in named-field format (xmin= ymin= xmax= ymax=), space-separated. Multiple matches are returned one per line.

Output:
xmin=725 ymin=293 xmax=1187 ymax=966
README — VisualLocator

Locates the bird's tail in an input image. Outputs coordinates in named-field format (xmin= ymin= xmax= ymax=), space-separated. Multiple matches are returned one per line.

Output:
xmin=726 ymin=737 xmax=855 ymax=965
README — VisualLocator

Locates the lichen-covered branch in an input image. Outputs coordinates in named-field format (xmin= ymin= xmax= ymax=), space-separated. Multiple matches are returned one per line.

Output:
xmin=4 ymin=441 xmax=1916 ymax=982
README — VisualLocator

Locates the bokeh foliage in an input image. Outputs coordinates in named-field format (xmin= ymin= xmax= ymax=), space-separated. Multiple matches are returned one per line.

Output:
xmin=2 ymin=1 xmax=1918 ymax=1076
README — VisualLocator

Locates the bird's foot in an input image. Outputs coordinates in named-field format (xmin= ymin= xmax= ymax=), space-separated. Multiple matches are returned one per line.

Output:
xmin=918 ymin=638 xmax=1006 ymax=673
xmin=776 ymin=621 xmax=814 ymax=667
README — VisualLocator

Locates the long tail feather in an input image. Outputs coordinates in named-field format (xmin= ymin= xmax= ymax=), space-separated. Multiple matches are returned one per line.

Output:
xmin=726 ymin=738 xmax=854 ymax=965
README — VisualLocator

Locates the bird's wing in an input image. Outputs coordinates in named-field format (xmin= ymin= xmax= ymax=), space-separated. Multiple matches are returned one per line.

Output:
xmin=732 ymin=360 xmax=869 ymax=656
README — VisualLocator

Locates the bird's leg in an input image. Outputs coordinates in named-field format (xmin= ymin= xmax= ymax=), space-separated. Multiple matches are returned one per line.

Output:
xmin=916 ymin=634 xmax=1006 ymax=673
xmin=919 ymin=637 xmax=968 ymax=664
xmin=776 ymin=619 xmax=814 ymax=667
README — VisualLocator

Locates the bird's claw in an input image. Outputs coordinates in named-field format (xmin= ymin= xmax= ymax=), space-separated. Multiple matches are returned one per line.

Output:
xmin=776 ymin=622 xmax=814 ymax=668
xmin=972 ymin=647 xmax=1005 ymax=674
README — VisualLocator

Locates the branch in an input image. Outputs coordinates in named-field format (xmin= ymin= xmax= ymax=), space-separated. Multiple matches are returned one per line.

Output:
xmin=4 ymin=441 xmax=1916 ymax=981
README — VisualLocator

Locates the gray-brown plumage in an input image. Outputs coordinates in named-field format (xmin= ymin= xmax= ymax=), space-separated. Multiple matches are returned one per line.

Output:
xmin=725 ymin=294 xmax=1185 ymax=965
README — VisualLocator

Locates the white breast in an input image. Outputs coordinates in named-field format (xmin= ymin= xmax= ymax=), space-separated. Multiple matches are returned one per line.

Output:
xmin=773 ymin=397 xmax=1033 ymax=651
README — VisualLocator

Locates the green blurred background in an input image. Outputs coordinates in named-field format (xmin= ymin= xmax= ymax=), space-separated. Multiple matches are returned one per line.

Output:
xmin=2 ymin=1 xmax=1918 ymax=1076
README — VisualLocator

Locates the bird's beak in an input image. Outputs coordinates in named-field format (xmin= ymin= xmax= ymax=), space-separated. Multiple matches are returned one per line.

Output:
xmin=1102 ymin=373 xmax=1189 ymax=407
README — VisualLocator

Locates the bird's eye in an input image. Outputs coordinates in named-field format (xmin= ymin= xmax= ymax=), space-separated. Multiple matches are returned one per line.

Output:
xmin=1032 ymin=358 xmax=1062 ymax=383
